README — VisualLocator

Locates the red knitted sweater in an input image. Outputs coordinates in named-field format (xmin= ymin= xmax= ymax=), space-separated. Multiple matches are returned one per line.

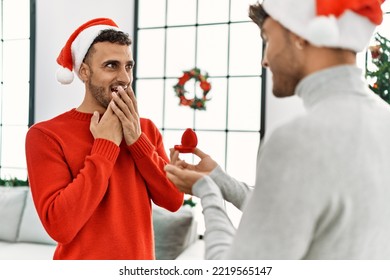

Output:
xmin=25 ymin=109 xmax=183 ymax=259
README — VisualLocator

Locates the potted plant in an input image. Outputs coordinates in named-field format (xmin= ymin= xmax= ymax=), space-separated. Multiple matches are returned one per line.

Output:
xmin=0 ymin=177 xmax=29 ymax=187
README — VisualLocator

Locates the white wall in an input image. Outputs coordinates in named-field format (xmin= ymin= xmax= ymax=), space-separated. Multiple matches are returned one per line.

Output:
xmin=34 ymin=0 xmax=135 ymax=123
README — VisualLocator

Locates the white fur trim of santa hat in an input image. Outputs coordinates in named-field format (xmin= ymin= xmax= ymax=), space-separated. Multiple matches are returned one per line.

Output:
xmin=56 ymin=18 xmax=120 ymax=85
xmin=262 ymin=0 xmax=384 ymax=52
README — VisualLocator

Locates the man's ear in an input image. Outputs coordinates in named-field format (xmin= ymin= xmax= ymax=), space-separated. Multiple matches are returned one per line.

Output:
xmin=78 ymin=62 xmax=90 ymax=82
xmin=289 ymin=33 xmax=307 ymax=50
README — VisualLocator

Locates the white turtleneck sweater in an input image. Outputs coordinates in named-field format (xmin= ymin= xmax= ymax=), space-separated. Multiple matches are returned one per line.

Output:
xmin=194 ymin=65 xmax=390 ymax=259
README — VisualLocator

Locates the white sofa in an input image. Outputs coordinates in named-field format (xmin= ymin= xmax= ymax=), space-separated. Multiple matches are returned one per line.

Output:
xmin=0 ymin=186 xmax=204 ymax=260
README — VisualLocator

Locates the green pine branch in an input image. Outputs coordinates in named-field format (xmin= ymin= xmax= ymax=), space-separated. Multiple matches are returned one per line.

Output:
xmin=366 ymin=33 xmax=390 ymax=105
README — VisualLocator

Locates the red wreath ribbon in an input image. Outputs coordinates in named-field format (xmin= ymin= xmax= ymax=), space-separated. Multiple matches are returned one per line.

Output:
xmin=173 ymin=68 xmax=211 ymax=110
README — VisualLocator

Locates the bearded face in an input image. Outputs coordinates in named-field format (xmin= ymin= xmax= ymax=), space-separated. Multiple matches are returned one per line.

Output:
xmin=87 ymin=75 xmax=129 ymax=109
xmin=261 ymin=18 xmax=304 ymax=98
xmin=81 ymin=42 xmax=134 ymax=110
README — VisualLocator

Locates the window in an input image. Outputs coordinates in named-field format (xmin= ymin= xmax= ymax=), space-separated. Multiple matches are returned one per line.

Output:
xmin=134 ymin=0 xmax=265 ymax=230
xmin=0 ymin=0 xmax=33 ymax=180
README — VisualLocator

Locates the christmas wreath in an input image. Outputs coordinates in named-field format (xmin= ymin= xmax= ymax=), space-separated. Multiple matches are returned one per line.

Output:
xmin=173 ymin=67 xmax=211 ymax=110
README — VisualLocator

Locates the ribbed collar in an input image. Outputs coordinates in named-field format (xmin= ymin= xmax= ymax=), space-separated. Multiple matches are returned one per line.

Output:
xmin=68 ymin=108 xmax=94 ymax=121
xmin=295 ymin=65 xmax=368 ymax=110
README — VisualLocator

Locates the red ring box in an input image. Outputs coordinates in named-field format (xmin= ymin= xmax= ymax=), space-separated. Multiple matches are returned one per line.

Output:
xmin=174 ymin=128 xmax=198 ymax=153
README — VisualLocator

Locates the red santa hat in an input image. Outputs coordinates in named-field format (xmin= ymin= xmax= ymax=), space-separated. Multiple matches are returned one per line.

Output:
xmin=56 ymin=18 xmax=120 ymax=84
xmin=262 ymin=0 xmax=385 ymax=52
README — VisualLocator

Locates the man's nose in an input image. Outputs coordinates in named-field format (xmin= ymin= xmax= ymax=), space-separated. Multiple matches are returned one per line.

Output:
xmin=118 ymin=67 xmax=132 ymax=84
xmin=262 ymin=57 xmax=269 ymax=68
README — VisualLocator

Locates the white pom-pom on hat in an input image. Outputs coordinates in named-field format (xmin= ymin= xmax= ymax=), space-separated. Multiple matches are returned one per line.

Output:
xmin=56 ymin=67 xmax=74 ymax=85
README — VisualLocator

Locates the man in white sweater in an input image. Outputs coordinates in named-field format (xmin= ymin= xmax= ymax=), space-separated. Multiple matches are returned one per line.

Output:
xmin=165 ymin=0 xmax=390 ymax=259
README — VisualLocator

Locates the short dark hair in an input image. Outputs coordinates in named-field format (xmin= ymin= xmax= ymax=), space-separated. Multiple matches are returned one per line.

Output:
xmin=84 ymin=29 xmax=132 ymax=62
xmin=249 ymin=2 xmax=269 ymax=29
xmin=92 ymin=29 xmax=132 ymax=46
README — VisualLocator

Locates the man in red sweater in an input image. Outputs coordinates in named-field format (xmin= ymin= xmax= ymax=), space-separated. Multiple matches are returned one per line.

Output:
xmin=25 ymin=18 xmax=183 ymax=259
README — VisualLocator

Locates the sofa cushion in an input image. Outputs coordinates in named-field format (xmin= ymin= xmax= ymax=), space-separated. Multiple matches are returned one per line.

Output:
xmin=153 ymin=204 xmax=195 ymax=260
xmin=0 ymin=187 xmax=28 ymax=242
xmin=0 ymin=241 xmax=55 ymax=260
xmin=17 ymin=189 xmax=56 ymax=245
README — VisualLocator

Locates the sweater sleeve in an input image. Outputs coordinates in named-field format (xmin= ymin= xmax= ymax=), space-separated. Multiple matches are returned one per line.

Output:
xmin=127 ymin=120 xmax=183 ymax=212
xmin=193 ymin=176 xmax=236 ymax=260
xmin=25 ymin=127 xmax=119 ymax=244
xmin=209 ymin=166 xmax=253 ymax=210
xmin=224 ymin=126 xmax=324 ymax=259
xmin=195 ymin=124 xmax=326 ymax=260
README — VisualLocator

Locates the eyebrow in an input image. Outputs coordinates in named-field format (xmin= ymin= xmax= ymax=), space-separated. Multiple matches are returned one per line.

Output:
xmin=103 ymin=59 xmax=135 ymax=66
